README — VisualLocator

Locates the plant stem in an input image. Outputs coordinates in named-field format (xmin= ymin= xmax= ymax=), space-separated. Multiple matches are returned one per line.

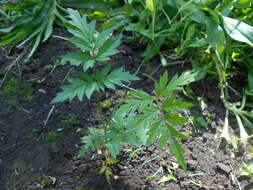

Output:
xmin=95 ymin=90 xmax=107 ymax=133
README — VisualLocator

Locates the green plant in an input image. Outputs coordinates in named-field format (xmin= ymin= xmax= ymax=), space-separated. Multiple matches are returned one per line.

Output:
xmin=57 ymin=115 xmax=77 ymax=132
xmin=0 ymin=75 xmax=34 ymax=105
xmin=77 ymin=70 xmax=196 ymax=172
xmin=52 ymin=8 xmax=196 ymax=182
xmin=144 ymin=0 xmax=253 ymax=143
xmin=46 ymin=131 xmax=60 ymax=152
xmin=51 ymin=8 xmax=138 ymax=182
xmin=0 ymin=0 xmax=67 ymax=60
xmin=52 ymin=8 xmax=137 ymax=103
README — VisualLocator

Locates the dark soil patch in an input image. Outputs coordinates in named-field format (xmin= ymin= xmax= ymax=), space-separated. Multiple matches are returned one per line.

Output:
xmin=0 ymin=29 xmax=252 ymax=190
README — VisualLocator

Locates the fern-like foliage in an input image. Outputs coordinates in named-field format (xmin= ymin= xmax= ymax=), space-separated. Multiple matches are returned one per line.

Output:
xmin=52 ymin=9 xmax=138 ymax=103
xmin=78 ymin=71 xmax=195 ymax=170
xmin=116 ymin=71 xmax=194 ymax=170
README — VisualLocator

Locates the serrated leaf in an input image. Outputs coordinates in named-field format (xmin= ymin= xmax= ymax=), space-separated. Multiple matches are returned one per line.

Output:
xmin=168 ymin=129 xmax=186 ymax=170
xmin=159 ymin=126 xmax=170 ymax=149
xmin=163 ymin=71 xmax=198 ymax=95
xmin=67 ymin=8 xmax=91 ymax=40
xmin=146 ymin=119 xmax=163 ymax=146
xmin=100 ymin=67 xmax=139 ymax=89
xmin=83 ymin=60 xmax=95 ymax=72
xmin=96 ymin=34 xmax=122 ymax=61
xmin=51 ymin=76 xmax=97 ymax=103
xmin=94 ymin=28 xmax=113 ymax=49
xmin=165 ymin=113 xmax=188 ymax=126
xmin=69 ymin=37 xmax=92 ymax=51
xmin=106 ymin=139 xmax=122 ymax=159
xmin=60 ymin=52 xmax=94 ymax=68
xmin=162 ymin=96 xmax=193 ymax=112
xmin=166 ymin=124 xmax=187 ymax=140
xmin=130 ymin=90 xmax=153 ymax=101
xmin=127 ymin=90 xmax=153 ymax=112
xmin=78 ymin=128 xmax=104 ymax=158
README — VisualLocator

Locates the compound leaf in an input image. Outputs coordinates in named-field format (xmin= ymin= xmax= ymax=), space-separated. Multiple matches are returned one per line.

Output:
xmin=60 ymin=52 xmax=94 ymax=68
xmin=96 ymin=34 xmax=122 ymax=61
xmin=78 ymin=128 xmax=104 ymax=157
xmin=162 ymin=96 xmax=193 ymax=112
xmin=94 ymin=28 xmax=113 ymax=49
xmin=52 ymin=77 xmax=96 ymax=103
xmin=100 ymin=67 xmax=138 ymax=89
xmin=166 ymin=124 xmax=186 ymax=170
xmin=165 ymin=113 xmax=188 ymax=126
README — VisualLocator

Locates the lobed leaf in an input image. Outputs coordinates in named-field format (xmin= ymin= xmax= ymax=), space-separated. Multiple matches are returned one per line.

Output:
xmin=96 ymin=34 xmax=122 ymax=61
xmin=162 ymin=96 xmax=193 ymax=112
xmin=51 ymin=77 xmax=96 ymax=103
xmin=99 ymin=67 xmax=139 ymax=89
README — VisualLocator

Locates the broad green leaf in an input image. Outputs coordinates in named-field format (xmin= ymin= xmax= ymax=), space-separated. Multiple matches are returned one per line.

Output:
xmin=206 ymin=17 xmax=226 ymax=48
xmin=222 ymin=15 xmax=253 ymax=46
xmin=102 ymin=15 xmax=127 ymax=30
xmin=233 ymin=0 xmax=251 ymax=8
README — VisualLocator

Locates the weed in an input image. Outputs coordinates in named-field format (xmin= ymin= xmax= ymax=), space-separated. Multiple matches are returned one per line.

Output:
xmin=57 ymin=115 xmax=77 ymax=132
xmin=0 ymin=75 xmax=33 ymax=106
xmin=45 ymin=131 xmax=60 ymax=152
xmin=51 ymin=9 xmax=197 ymax=183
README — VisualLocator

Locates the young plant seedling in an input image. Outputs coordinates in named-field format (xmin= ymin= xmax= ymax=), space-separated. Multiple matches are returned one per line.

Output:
xmin=52 ymin=8 xmax=197 ymax=183
xmin=51 ymin=8 xmax=138 ymax=183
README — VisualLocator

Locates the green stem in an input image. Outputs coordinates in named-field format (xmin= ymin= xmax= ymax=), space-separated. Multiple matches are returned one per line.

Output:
xmin=151 ymin=12 xmax=155 ymax=41
xmin=96 ymin=90 xmax=107 ymax=133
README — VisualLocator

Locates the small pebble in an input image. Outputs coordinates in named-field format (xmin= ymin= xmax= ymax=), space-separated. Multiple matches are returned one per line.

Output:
xmin=38 ymin=89 xmax=46 ymax=94
xmin=217 ymin=163 xmax=231 ymax=174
